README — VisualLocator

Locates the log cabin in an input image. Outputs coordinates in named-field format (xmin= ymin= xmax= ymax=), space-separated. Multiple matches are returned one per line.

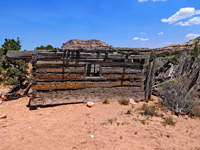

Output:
xmin=6 ymin=48 xmax=156 ymax=106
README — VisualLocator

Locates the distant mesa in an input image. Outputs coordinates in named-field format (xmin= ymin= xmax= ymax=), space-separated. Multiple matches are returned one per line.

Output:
xmin=61 ymin=39 xmax=110 ymax=49
xmin=156 ymin=37 xmax=200 ymax=53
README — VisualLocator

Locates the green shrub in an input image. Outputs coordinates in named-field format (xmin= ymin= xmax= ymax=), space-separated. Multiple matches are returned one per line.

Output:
xmin=190 ymin=41 xmax=199 ymax=57
xmin=118 ymin=98 xmax=129 ymax=105
xmin=157 ymin=51 xmax=170 ymax=57
xmin=34 ymin=44 xmax=54 ymax=50
xmin=0 ymin=38 xmax=30 ymax=91
xmin=167 ymin=56 xmax=179 ymax=64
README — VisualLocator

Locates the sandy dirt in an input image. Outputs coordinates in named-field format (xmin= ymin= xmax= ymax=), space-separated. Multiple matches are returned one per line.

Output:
xmin=0 ymin=96 xmax=200 ymax=150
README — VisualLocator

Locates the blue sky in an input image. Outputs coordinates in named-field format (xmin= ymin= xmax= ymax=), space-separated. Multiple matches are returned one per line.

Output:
xmin=0 ymin=0 xmax=200 ymax=50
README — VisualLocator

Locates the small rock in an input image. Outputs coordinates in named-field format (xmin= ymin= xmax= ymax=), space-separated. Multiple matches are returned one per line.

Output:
xmin=1 ymin=95 xmax=8 ymax=101
xmin=90 ymin=135 xmax=95 ymax=139
xmin=0 ymin=114 xmax=7 ymax=119
xmin=2 ymin=123 xmax=9 ymax=127
xmin=129 ymin=99 xmax=137 ymax=105
xmin=87 ymin=102 xmax=95 ymax=107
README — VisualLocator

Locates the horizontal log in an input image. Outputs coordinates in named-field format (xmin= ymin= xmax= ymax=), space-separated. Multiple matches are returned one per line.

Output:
xmin=6 ymin=50 xmax=149 ymax=60
xmin=32 ymin=81 xmax=143 ymax=91
xmin=30 ymin=86 xmax=145 ymax=106
xmin=35 ymin=73 xmax=144 ymax=82
xmin=36 ymin=67 xmax=85 ymax=73
xmin=6 ymin=51 xmax=37 ymax=60
xmin=35 ymin=64 xmax=85 ymax=68
xmin=101 ymin=67 xmax=142 ymax=74
xmin=34 ymin=62 xmax=144 ymax=69
xmin=35 ymin=73 xmax=84 ymax=81
xmin=30 ymin=97 xmax=85 ymax=106
xmin=103 ymin=74 xmax=143 ymax=81
xmin=101 ymin=63 xmax=143 ymax=68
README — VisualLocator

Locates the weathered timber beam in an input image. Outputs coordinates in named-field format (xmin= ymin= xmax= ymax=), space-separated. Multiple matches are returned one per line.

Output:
xmin=36 ymin=67 xmax=85 ymax=73
xmin=34 ymin=62 xmax=144 ymax=69
xmin=34 ymin=54 xmax=147 ymax=61
xmin=32 ymin=81 xmax=143 ymax=91
xmin=6 ymin=51 xmax=37 ymax=60
xmin=34 ymin=64 xmax=85 ymax=68
xmin=35 ymin=73 xmax=143 ymax=82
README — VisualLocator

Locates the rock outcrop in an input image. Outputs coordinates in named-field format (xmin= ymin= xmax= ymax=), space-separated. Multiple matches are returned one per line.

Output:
xmin=61 ymin=39 xmax=110 ymax=49
xmin=156 ymin=37 xmax=200 ymax=53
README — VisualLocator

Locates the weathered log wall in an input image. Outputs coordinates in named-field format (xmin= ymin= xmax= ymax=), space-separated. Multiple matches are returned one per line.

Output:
xmin=6 ymin=49 xmax=155 ymax=106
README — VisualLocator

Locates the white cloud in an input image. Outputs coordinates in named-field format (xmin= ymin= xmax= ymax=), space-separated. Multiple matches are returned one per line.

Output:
xmin=138 ymin=0 xmax=148 ymax=2
xmin=138 ymin=0 xmax=166 ymax=2
xmin=161 ymin=7 xmax=196 ymax=24
xmin=133 ymin=37 xmax=149 ymax=41
xmin=196 ymin=10 xmax=200 ymax=15
xmin=153 ymin=0 xmax=167 ymax=1
xmin=133 ymin=37 xmax=139 ymax=40
xmin=158 ymin=32 xmax=164 ymax=35
xmin=175 ymin=17 xmax=200 ymax=26
xmin=186 ymin=33 xmax=200 ymax=40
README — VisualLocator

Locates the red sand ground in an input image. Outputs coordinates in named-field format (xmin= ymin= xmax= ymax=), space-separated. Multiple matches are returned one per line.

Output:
xmin=0 ymin=96 xmax=200 ymax=150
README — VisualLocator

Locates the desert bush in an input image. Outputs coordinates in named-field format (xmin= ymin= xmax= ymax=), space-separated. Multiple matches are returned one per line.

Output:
xmin=0 ymin=38 xmax=30 ymax=92
xmin=157 ymin=51 xmax=170 ymax=57
xmin=140 ymin=120 xmax=146 ymax=125
xmin=167 ymin=56 xmax=179 ymax=64
xmin=125 ymin=109 xmax=132 ymax=115
xmin=118 ymin=98 xmax=129 ymax=105
xmin=102 ymin=98 xmax=109 ymax=104
xmin=190 ymin=102 xmax=200 ymax=117
xmin=107 ymin=117 xmax=117 ymax=125
xmin=139 ymin=104 xmax=158 ymax=116
xmin=190 ymin=41 xmax=199 ymax=57
xmin=162 ymin=116 xmax=176 ymax=126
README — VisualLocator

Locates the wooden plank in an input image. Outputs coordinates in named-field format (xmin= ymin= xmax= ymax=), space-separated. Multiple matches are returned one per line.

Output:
xmin=32 ymin=81 xmax=143 ymax=91
xmin=6 ymin=51 xmax=37 ymax=60
xmin=35 ymin=73 xmax=144 ymax=82
xmin=6 ymin=50 xmax=149 ymax=60
xmin=145 ymin=52 xmax=156 ymax=100
xmin=35 ymin=54 xmax=146 ymax=62
xmin=35 ymin=73 xmax=84 ymax=81
xmin=36 ymin=67 xmax=85 ymax=73
xmin=35 ymin=62 xmax=144 ymax=69
xmin=102 ymin=74 xmax=143 ymax=81
xmin=30 ymin=86 xmax=145 ymax=106
xmin=101 ymin=67 xmax=142 ymax=74
xmin=101 ymin=62 xmax=143 ymax=68
xmin=35 ymin=63 xmax=85 ymax=68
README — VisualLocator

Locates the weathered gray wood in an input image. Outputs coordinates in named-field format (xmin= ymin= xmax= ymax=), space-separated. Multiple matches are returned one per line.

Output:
xmin=30 ymin=87 xmax=145 ymax=106
xmin=6 ymin=48 xmax=154 ymax=107
xmin=6 ymin=51 xmax=37 ymax=60
xmin=36 ymin=67 xmax=85 ymax=73
xmin=145 ymin=52 xmax=156 ymax=100
xmin=101 ymin=66 xmax=142 ymax=74
xmin=35 ymin=73 xmax=143 ymax=82
xmin=32 ymin=81 xmax=143 ymax=91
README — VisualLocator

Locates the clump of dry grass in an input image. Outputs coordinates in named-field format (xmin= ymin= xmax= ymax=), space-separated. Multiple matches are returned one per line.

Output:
xmin=162 ymin=116 xmax=176 ymax=126
xmin=102 ymin=98 xmax=109 ymax=104
xmin=118 ymin=98 xmax=129 ymax=105
xmin=139 ymin=104 xmax=158 ymax=117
